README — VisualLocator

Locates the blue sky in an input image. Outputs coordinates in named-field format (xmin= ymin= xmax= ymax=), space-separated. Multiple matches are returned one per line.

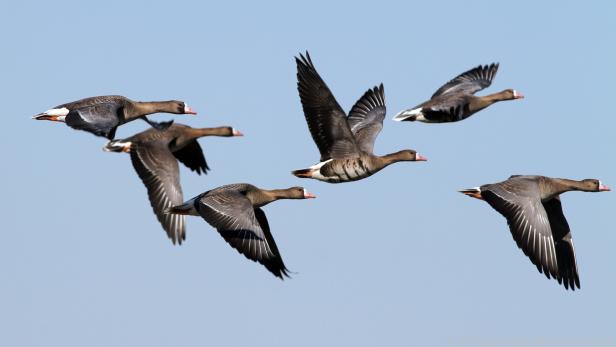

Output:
xmin=1 ymin=1 xmax=614 ymax=346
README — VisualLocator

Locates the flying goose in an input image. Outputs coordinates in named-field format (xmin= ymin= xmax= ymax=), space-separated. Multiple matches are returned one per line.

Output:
xmin=393 ymin=63 xmax=523 ymax=123
xmin=33 ymin=95 xmax=197 ymax=139
xmin=168 ymin=184 xmax=316 ymax=278
xmin=460 ymin=175 xmax=610 ymax=290
xmin=292 ymin=52 xmax=426 ymax=183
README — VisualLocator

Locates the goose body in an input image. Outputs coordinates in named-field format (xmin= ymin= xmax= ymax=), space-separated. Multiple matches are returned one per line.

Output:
xmin=33 ymin=95 xmax=197 ymax=139
xmin=393 ymin=64 xmax=523 ymax=123
xmin=294 ymin=152 xmax=424 ymax=184
xmin=104 ymin=123 xmax=242 ymax=244
xmin=293 ymin=52 xmax=426 ymax=183
xmin=168 ymin=183 xmax=316 ymax=278
xmin=461 ymin=175 xmax=610 ymax=290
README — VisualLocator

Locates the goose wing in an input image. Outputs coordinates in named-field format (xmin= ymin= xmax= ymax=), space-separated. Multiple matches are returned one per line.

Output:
xmin=542 ymin=197 xmax=580 ymax=290
xmin=296 ymin=52 xmax=360 ymax=161
xmin=347 ymin=84 xmax=386 ymax=154
xmin=173 ymin=140 xmax=210 ymax=175
xmin=130 ymin=141 xmax=185 ymax=244
xmin=196 ymin=189 xmax=289 ymax=278
xmin=481 ymin=177 xmax=562 ymax=286
xmin=431 ymin=63 xmax=499 ymax=98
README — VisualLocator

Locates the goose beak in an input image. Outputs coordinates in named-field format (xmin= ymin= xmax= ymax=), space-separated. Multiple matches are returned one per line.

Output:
xmin=415 ymin=154 xmax=428 ymax=161
xmin=513 ymin=90 xmax=524 ymax=99
xmin=303 ymin=189 xmax=316 ymax=199
xmin=599 ymin=184 xmax=611 ymax=192
xmin=184 ymin=105 xmax=197 ymax=115
xmin=232 ymin=129 xmax=244 ymax=136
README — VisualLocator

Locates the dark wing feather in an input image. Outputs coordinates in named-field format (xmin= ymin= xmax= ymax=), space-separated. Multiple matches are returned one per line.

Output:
xmin=482 ymin=179 xmax=561 ymax=285
xmin=421 ymin=94 xmax=469 ymax=123
xmin=296 ymin=52 xmax=360 ymax=161
xmin=173 ymin=140 xmax=210 ymax=175
xmin=253 ymin=208 xmax=290 ymax=278
xmin=543 ymin=197 xmax=580 ymax=290
xmin=65 ymin=103 xmax=121 ymax=139
xmin=431 ymin=63 xmax=499 ymax=98
xmin=347 ymin=84 xmax=386 ymax=154
xmin=130 ymin=141 xmax=185 ymax=245
xmin=197 ymin=189 xmax=289 ymax=278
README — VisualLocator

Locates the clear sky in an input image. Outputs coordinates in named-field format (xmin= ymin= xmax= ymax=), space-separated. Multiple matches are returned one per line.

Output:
xmin=2 ymin=1 xmax=614 ymax=346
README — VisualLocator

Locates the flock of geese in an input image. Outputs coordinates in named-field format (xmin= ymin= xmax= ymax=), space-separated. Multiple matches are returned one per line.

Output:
xmin=33 ymin=52 xmax=609 ymax=290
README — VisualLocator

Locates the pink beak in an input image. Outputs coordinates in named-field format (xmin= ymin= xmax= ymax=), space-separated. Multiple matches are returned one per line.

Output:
xmin=304 ymin=191 xmax=317 ymax=199
xmin=232 ymin=129 xmax=244 ymax=136
xmin=599 ymin=184 xmax=611 ymax=192
xmin=416 ymin=154 xmax=428 ymax=161
xmin=184 ymin=105 xmax=197 ymax=115
xmin=513 ymin=90 xmax=524 ymax=99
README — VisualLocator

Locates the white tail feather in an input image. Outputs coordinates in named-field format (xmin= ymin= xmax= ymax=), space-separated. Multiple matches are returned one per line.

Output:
xmin=43 ymin=107 xmax=69 ymax=117
xmin=392 ymin=107 xmax=422 ymax=121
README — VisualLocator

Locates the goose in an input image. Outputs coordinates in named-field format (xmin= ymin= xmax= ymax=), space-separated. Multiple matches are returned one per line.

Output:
xmin=168 ymin=184 xmax=316 ymax=278
xmin=292 ymin=52 xmax=426 ymax=183
xmin=393 ymin=63 xmax=523 ymax=123
xmin=33 ymin=95 xmax=197 ymax=139
xmin=104 ymin=123 xmax=243 ymax=245
xmin=460 ymin=175 xmax=610 ymax=290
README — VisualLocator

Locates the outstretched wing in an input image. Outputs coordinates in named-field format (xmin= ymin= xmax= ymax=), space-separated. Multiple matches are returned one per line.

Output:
xmin=431 ymin=63 xmax=499 ymax=98
xmin=173 ymin=140 xmax=210 ymax=175
xmin=130 ymin=141 xmax=185 ymax=245
xmin=296 ymin=52 xmax=360 ymax=161
xmin=482 ymin=178 xmax=561 ymax=286
xmin=197 ymin=189 xmax=289 ymax=278
xmin=347 ymin=84 xmax=386 ymax=154
xmin=542 ymin=197 xmax=580 ymax=290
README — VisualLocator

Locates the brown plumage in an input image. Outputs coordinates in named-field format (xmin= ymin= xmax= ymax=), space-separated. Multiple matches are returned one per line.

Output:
xmin=104 ymin=123 xmax=243 ymax=245
xmin=33 ymin=95 xmax=197 ymax=139
xmin=168 ymin=184 xmax=316 ymax=278
xmin=393 ymin=63 xmax=523 ymax=123
xmin=292 ymin=52 xmax=426 ymax=183
xmin=460 ymin=175 xmax=610 ymax=290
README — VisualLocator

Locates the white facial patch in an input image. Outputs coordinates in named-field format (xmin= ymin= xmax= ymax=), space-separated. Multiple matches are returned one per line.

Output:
xmin=44 ymin=107 xmax=69 ymax=116
xmin=303 ymin=188 xmax=308 ymax=196
xmin=513 ymin=90 xmax=519 ymax=98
